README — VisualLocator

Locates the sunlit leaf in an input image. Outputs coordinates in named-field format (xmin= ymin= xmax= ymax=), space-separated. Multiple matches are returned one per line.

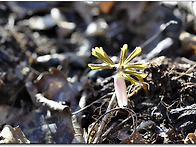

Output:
xmin=120 ymin=72 xmax=139 ymax=85
xmin=124 ymin=47 xmax=142 ymax=65
xmin=124 ymin=63 xmax=147 ymax=69
xmin=88 ymin=63 xmax=113 ymax=70
xmin=92 ymin=47 xmax=114 ymax=65
xmin=136 ymin=76 xmax=148 ymax=96
xmin=120 ymin=44 xmax=128 ymax=65
xmin=124 ymin=71 xmax=147 ymax=79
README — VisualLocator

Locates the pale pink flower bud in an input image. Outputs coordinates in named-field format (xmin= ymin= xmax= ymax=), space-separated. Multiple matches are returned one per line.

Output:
xmin=114 ymin=74 xmax=128 ymax=108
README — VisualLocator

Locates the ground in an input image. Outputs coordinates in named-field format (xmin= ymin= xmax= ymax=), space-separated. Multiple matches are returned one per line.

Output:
xmin=0 ymin=1 xmax=196 ymax=144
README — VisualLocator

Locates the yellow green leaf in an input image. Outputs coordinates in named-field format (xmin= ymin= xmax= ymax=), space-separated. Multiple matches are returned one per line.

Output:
xmin=119 ymin=72 xmax=139 ymax=85
xmin=123 ymin=63 xmax=147 ymax=69
xmin=120 ymin=44 xmax=128 ymax=65
xmin=92 ymin=47 xmax=114 ymax=65
xmin=124 ymin=47 xmax=142 ymax=65
xmin=92 ymin=48 xmax=108 ymax=64
xmin=88 ymin=64 xmax=113 ymax=70
xmin=124 ymin=71 xmax=147 ymax=78
xmin=136 ymin=77 xmax=149 ymax=96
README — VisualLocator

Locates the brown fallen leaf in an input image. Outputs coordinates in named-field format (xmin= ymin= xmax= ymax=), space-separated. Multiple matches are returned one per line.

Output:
xmin=184 ymin=130 xmax=196 ymax=144
xmin=13 ymin=107 xmax=75 ymax=143
xmin=120 ymin=130 xmax=144 ymax=144
xmin=99 ymin=1 xmax=115 ymax=14
xmin=0 ymin=125 xmax=30 ymax=144
xmin=179 ymin=31 xmax=196 ymax=56
xmin=29 ymin=67 xmax=81 ymax=111
xmin=87 ymin=122 xmax=100 ymax=143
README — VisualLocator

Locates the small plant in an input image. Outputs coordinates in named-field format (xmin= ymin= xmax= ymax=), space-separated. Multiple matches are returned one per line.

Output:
xmin=88 ymin=44 xmax=147 ymax=108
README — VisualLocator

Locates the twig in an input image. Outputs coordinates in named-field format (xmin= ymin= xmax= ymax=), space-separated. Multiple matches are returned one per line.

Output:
xmin=87 ymin=107 xmax=120 ymax=143
xmin=87 ymin=106 xmax=115 ymax=143
xmin=172 ymin=64 xmax=196 ymax=80
xmin=87 ymin=106 xmax=137 ymax=143
xmin=35 ymin=93 xmax=70 ymax=113
xmin=181 ymin=57 xmax=196 ymax=65
xmin=92 ymin=92 xmax=116 ymax=143
xmin=102 ymin=110 xmax=137 ymax=141
xmin=140 ymin=20 xmax=178 ymax=49
xmin=72 ymin=92 xmax=113 ymax=115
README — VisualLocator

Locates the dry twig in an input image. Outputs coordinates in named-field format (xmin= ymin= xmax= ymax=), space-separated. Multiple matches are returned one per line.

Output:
xmin=92 ymin=92 xmax=116 ymax=143
xmin=87 ymin=97 xmax=137 ymax=143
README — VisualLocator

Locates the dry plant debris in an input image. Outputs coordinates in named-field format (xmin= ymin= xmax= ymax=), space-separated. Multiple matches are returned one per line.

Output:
xmin=0 ymin=1 xmax=196 ymax=144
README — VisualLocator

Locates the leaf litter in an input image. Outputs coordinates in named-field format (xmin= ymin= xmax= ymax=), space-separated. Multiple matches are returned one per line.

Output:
xmin=0 ymin=1 xmax=196 ymax=144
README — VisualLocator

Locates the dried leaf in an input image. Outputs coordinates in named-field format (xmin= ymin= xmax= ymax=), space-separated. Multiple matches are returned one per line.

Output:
xmin=169 ymin=104 xmax=196 ymax=132
xmin=87 ymin=122 xmax=100 ymax=143
xmin=13 ymin=108 xmax=75 ymax=143
xmin=0 ymin=125 xmax=30 ymax=144
xmin=117 ymin=130 xmax=130 ymax=141
xmin=184 ymin=132 xmax=196 ymax=144
xmin=36 ymin=53 xmax=86 ymax=68
xmin=29 ymin=14 xmax=56 ymax=30
xmin=120 ymin=130 xmax=144 ymax=144
xmin=179 ymin=31 xmax=196 ymax=56
xmin=34 ymin=67 xmax=81 ymax=110
xmin=99 ymin=1 xmax=115 ymax=14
